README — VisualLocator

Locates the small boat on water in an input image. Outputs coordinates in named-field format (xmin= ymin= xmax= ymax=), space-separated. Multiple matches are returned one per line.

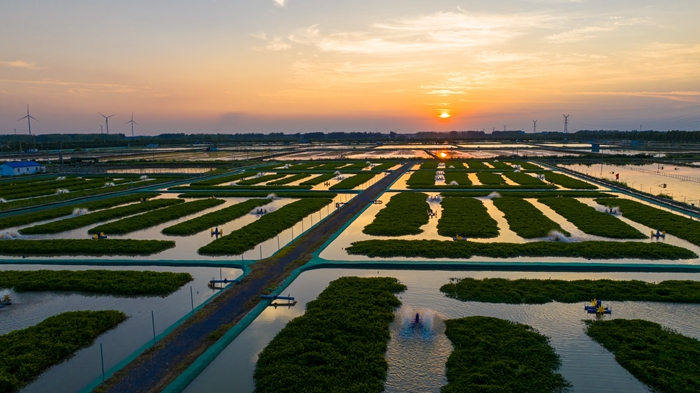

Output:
xmin=1 ymin=294 xmax=11 ymax=306
xmin=584 ymin=299 xmax=611 ymax=314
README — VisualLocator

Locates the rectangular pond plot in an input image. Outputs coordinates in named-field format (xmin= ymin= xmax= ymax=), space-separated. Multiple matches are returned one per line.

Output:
xmin=0 ymin=264 xmax=242 ymax=393
xmin=182 ymin=269 xmax=700 ymax=393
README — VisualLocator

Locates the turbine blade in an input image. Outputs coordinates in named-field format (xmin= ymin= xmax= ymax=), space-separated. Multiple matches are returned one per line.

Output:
xmin=133 ymin=121 xmax=139 ymax=126
xmin=29 ymin=116 xmax=39 ymax=121
xmin=17 ymin=116 xmax=28 ymax=121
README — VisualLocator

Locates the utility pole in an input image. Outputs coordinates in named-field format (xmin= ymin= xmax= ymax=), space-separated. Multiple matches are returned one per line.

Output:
xmin=563 ymin=114 xmax=570 ymax=133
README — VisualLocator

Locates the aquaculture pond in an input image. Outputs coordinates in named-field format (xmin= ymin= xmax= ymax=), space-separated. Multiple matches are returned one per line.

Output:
xmin=0 ymin=193 xmax=354 ymax=261
xmin=182 ymin=268 xmax=700 ymax=393
xmin=0 ymin=264 xmax=242 ymax=393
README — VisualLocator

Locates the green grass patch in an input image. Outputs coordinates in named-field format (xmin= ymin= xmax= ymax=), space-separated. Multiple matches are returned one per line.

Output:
xmin=237 ymin=173 xmax=288 ymax=185
xmin=0 ymin=270 xmax=192 ymax=296
xmin=90 ymin=199 xmax=224 ymax=235
xmin=544 ymin=172 xmax=598 ymax=189
xmin=162 ymin=198 xmax=270 ymax=236
xmin=0 ymin=310 xmax=127 ymax=393
xmin=0 ymin=193 xmax=159 ymax=231
xmin=586 ymin=319 xmax=700 ymax=393
xmin=177 ymin=191 xmax=338 ymax=198
xmin=347 ymin=239 xmax=697 ymax=260
xmin=421 ymin=161 xmax=439 ymax=169
xmin=268 ymin=173 xmax=312 ymax=185
xmin=442 ymin=316 xmax=569 ymax=393
xmin=445 ymin=161 xmax=466 ymax=169
xmin=0 ymin=239 xmax=175 ymax=256
xmin=538 ymin=197 xmax=646 ymax=239
xmin=254 ymin=277 xmax=406 ymax=393
xmin=493 ymin=197 xmax=569 ymax=238
xmin=510 ymin=161 xmax=542 ymax=170
xmin=329 ymin=173 xmax=375 ymax=190
xmin=372 ymin=162 xmax=399 ymax=170
xmin=488 ymin=161 xmax=513 ymax=170
xmin=437 ymin=197 xmax=499 ymax=238
xmin=199 ymin=198 xmax=333 ymax=255
xmin=466 ymin=161 xmax=489 ymax=170
xmin=20 ymin=198 xmax=183 ymax=235
xmin=300 ymin=173 xmax=336 ymax=186
xmin=406 ymin=170 xmax=436 ymax=187
xmin=190 ymin=172 xmax=252 ymax=186
xmin=444 ymin=172 xmax=472 ymax=186
xmin=441 ymin=278 xmax=700 ymax=304
xmin=476 ymin=172 xmax=507 ymax=186
xmin=363 ymin=193 xmax=429 ymax=236
xmin=503 ymin=172 xmax=552 ymax=187
xmin=443 ymin=191 xmax=615 ymax=198
xmin=597 ymin=198 xmax=700 ymax=246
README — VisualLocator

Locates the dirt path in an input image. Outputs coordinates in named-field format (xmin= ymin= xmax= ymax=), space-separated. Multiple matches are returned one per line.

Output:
xmin=99 ymin=163 xmax=412 ymax=393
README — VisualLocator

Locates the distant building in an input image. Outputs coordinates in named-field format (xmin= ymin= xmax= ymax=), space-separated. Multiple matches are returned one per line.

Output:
xmin=1 ymin=161 xmax=46 ymax=176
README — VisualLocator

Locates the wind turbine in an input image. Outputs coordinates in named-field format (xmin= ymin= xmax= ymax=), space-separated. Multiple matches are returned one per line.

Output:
xmin=125 ymin=113 xmax=139 ymax=137
xmin=98 ymin=125 xmax=103 ymax=134
xmin=98 ymin=112 xmax=116 ymax=135
xmin=17 ymin=105 xmax=39 ymax=135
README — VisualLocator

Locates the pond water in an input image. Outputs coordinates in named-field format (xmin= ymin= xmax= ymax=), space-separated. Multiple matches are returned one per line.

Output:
xmin=2 ymin=193 xmax=354 ymax=261
xmin=0 ymin=264 xmax=242 ymax=393
xmin=183 ymin=268 xmax=700 ymax=393
xmin=347 ymin=150 xmax=432 ymax=159
xmin=106 ymin=168 xmax=213 ymax=174
xmin=561 ymin=163 xmax=700 ymax=206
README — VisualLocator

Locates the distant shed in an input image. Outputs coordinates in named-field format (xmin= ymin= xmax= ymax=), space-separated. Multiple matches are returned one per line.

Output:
xmin=0 ymin=161 xmax=46 ymax=176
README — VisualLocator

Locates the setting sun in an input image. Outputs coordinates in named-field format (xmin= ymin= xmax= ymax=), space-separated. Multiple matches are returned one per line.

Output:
xmin=439 ymin=112 xmax=451 ymax=119
xmin=440 ymin=152 xmax=447 ymax=158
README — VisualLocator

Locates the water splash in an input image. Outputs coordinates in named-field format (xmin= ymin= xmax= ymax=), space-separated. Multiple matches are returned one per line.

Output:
xmin=229 ymin=182 xmax=238 ymax=186
xmin=484 ymin=192 xmax=502 ymax=200
xmin=140 ymin=175 xmax=150 ymax=181
xmin=283 ymin=164 xmax=290 ymax=169
xmin=56 ymin=189 xmax=70 ymax=194
xmin=56 ymin=176 xmax=66 ymax=180
xmin=334 ymin=171 xmax=341 ymax=175
xmin=72 ymin=208 xmax=88 ymax=216
xmin=448 ymin=181 xmax=459 ymax=185
xmin=266 ymin=193 xmax=278 ymax=200
xmin=0 ymin=231 xmax=21 ymax=240
xmin=103 ymin=182 xmax=115 ymax=187
xmin=0 ymin=198 xmax=6 ymax=203
xmin=549 ymin=230 xmax=571 ymax=242
xmin=594 ymin=205 xmax=620 ymax=215
xmin=397 ymin=306 xmax=440 ymax=340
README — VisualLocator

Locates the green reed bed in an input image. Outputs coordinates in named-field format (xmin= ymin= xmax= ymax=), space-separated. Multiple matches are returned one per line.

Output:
xmin=268 ymin=173 xmax=312 ymax=185
xmin=597 ymin=198 xmax=700 ymax=246
xmin=90 ymin=199 xmax=224 ymax=235
xmin=437 ymin=197 xmax=499 ymax=238
xmin=441 ymin=278 xmax=700 ymax=304
xmin=444 ymin=172 xmax=472 ymax=186
xmin=162 ymin=198 xmax=270 ymax=236
xmin=329 ymin=173 xmax=376 ymax=190
xmin=346 ymin=239 xmax=697 ymax=260
xmin=0 ymin=310 xmax=127 ymax=393
xmin=237 ymin=173 xmax=288 ymax=186
xmin=476 ymin=172 xmax=507 ymax=186
xmin=372 ymin=162 xmax=399 ymax=170
xmin=0 ymin=270 xmax=192 ymax=296
xmin=421 ymin=161 xmax=440 ymax=169
xmin=445 ymin=161 xmax=466 ymax=169
xmin=20 ymin=198 xmax=183 ymax=235
xmin=363 ymin=193 xmax=429 ymax=236
xmin=488 ymin=161 xmax=513 ymax=170
xmin=298 ymin=173 xmax=334 ymax=186
xmin=442 ymin=316 xmax=569 ymax=393
xmin=0 ymin=177 xmax=88 ymax=197
xmin=492 ymin=197 xmax=569 ymax=238
xmin=341 ymin=162 xmax=370 ymax=170
xmin=254 ymin=277 xmax=405 ymax=393
xmin=0 ymin=239 xmax=175 ymax=256
xmin=503 ymin=171 xmax=552 ymax=187
xmin=538 ymin=197 xmax=646 ymax=239
xmin=466 ymin=160 xmax=489 ymax=170
xmin=543 ymin=172 xmax=598 ymax=189
xmin=442 ymin=191 xmax=615 ymax=198
xmin=199 ymin=198 xmax=333 ymax=255
xmin=510 ymin=161 xmax=542 ymax=170
xmin=406 ymin=170 xmax=436 ymax=187
xmin=0 ymin=179 xmax=111 ymax=201
xmin=177 ymin=191 xmax=338 ymax=198
xmin=190 ymin=172 xmax=252 ymax=187
xmin=0 ymin=193 xmax=159 ymax=231
xmin=174 ymin=184 xmax=313 ymax=191
xmin=586 ymin=319 xmax=700 ymax=393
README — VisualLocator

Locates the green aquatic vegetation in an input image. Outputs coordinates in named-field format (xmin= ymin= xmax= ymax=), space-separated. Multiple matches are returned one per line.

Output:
xmin=0 ymin=270 xmax=192 ymax=296
xmin=177 ymin=191 xmax=338 ymax=198
xmin=421 ymin=161 xmax=439 ymax=169
xmin=346 ymin=239 xmax=697 ymax=260
xmin=596 ymin=198 xmax=700 ymax=246
xmin=442 ymin=316 xmax=569 ymax=393
xmin=0 ymin=193 xmax=159 ymax=230
xmin=311 ymin=162 xmax=348 ymax=170
xmin=254 ymin=276 xmax=406 ymax=393
xmin=492 ymin=197 xmax=569 ymax=238
xmin=162 ymin=198 xmax=270 ymax=236
xmin=510 ymin=161 xmax=542 ymax=170
xmin=476 ymin=172 xmax=507 ymax=186
xmin=543 ymin=172 xmax=598 ymax=189
xmin=443 ymin=191 xmax=615 ymax=198
xmin=0 ymin=239 xmax=175 ymax=256
xmin=268 ymin=173 xmax=312 ymax=185
xmin=444 ymin=172 xmax=472 ymax=186
xmin=503 ymin=171 xmax=551 ymax=187
xmin=445 ymin=161 xmax=466 ymax=169
xmin=441 ymin=278 xmax=700 ymax=304
xmin=329 ymin=173 xmax=376 ymax=190
xmin=372 ymin=162 xmax=399 ymax=170
xmin=363 ymin=193 xmax=430 ymax=236
xmin=488 ymin=160 xmax=513 ymax=170
xmin=437 ymin=197 xmax=499 ymax=238
xmin=190 ymin=172 xmax=253 ymax=186
xmin=586 ymin=319 xmax=700 ymax=393
xmin=340 ymin=162 xmax=370 ymax=170
xmin=0 ymin=310 xmax=127 ymax=393
xmin=538 ymin=197 xmax=646 ymax=239
xmin=406 ymin=170 xmax=436 ymax=187
xmin=299 ymin=173 xmax=336 ymax=186
xmin=237 ymin=173 xmax=288 ymax=185
xmin=199 ymin=198 xmax=333 ymax=255
xmin=466 ymin=160 xmax=489 ymax=170
xmin=90 ymin=199 xmax=224 ymax=235
xmin=20 ymin=198 xmax=184 ymax=235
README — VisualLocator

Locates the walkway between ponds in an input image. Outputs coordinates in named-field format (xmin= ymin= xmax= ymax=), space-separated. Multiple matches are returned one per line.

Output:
xmin=98 ymin=162 xmax=413 ymax=393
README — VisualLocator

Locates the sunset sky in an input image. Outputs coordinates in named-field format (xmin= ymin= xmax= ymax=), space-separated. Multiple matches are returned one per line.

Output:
xmin=1 ymin=0 xmax=699 ymax=135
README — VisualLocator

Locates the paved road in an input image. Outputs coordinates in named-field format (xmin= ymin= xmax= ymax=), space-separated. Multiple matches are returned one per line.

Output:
xmin=102 ymin=163 xmax=413 ymax=393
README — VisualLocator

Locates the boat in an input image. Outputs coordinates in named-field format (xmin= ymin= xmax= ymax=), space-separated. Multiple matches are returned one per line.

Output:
xmin=584 ymin=299 xmax=611 ymax=314
xmin=453 ymin=234 xmax=468 ymax=241
xmin=410 ymin=313 xmax=423 ymax=329
xmin=1 ymin=295 xmax=11 ymax=306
